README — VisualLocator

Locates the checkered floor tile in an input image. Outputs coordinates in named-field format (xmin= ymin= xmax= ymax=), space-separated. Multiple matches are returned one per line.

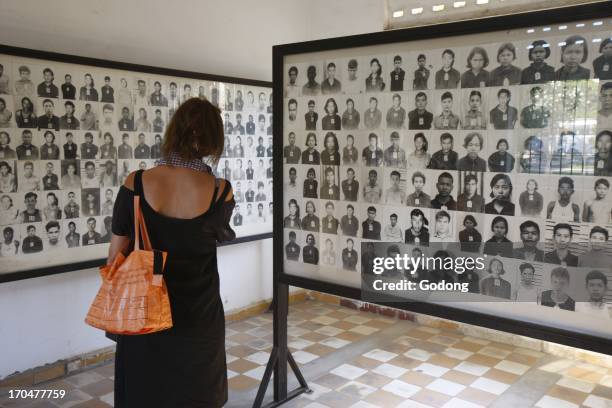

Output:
xmin=1 ymin=299 xmax=611 ymax=407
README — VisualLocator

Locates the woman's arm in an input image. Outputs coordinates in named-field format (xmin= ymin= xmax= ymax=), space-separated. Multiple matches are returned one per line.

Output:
xmin=107 ymin=234 xmax=130 ymax=265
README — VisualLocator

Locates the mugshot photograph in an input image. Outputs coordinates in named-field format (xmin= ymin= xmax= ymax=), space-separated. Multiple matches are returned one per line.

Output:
xmin=363 ymin=96 xmax=382 ymax=130
xmin=60 ymin=131 xmax=78 ymax=159
xmin=593 ymin=38 xmax=612 ymax=80
xmin=457 ymin=132 xmax=486 ymax=172
xmin=412 ymin=53 xmax=431 ymax=90
xmin=582 ymin=178 xmax=612 ymax=225
xmin=342 ymin=134 xmax=359 ymax=165
xmin=549 ymin=131 xmax=584 ymax=176
xmin=13 ymin=64 xmax=35 ymax=98
xmin=489 ymin=43 xmax=522 ymax=86
xmin=81 ymin=216 xmax=102 ymax=246
xmin=362 ymin=168 xmax=382 ymax=204
xmin=0 ymin=225 xmax=20 ymax=257
xmin=431 ymin=210 xmax=455 ymax=242
xmin=517 ymin=177 xmax=544 ymax=217
xmin=41 ymin=161 xmax=60 ymax=191
xmin=519 ymin=135 xmax=548 ymax=174
xmin=62 ymin=219 xmax=80 ymax=248
xmin=485 ymin=173 xmax=515 ymax=216
xmin=320 ymin=132 xmax=340 ymax=165
xmin=361 ymin=205 xmax=382 ymax=240
xmin=430 ymin=171 xmax=457 ymax=211
xmin=381 ymin=211 xmax=404 ymax=242
xmin=20 ymin=191 xmax=42 ymax=223
xmin=39 ymin=130 xmax=60 ymax=160
xmin=462 ymin=89 xmax=487 ymax=130
xmin=428 ymin=132 xmax=458 ymax=170
xmin=286 ymin=98 xmax=299 ymax=128
xmin=321 ymin=62 xmax=342 ymax=94
xmin=339 ymin=203 xmax=359 ymax=237
xmin=100 ymin=187 xmax=115 ymax=216
xmin=483 ymin=216 xmax=513 ymax=257
xmin=407 ymin=132 xmax=431 ymax=170
xmin=114 ymin=133 xmax=133 ymax=160
xmin=593 ymin=130 xmax=612 ymax=176
xmin=37 ymin=99 xmax=60 ymax=131
xmin=18 ymin=160 xmax=41 ymax=192
xmin=97 ymin=132 xmax=117 ymax=160
xmin=319 ymin=166 xmax=340 ymax=200
xmin=80 ymin=160 xmax=99 ymax=189
xmin=488 ymin=138 xmax=515 ymax=172
xmin=384 ymin=169 xmax=407 ymax=205
xmin=60 ymin=159 xmax=81 ymax=190
xmin=117 ymin=106 xmax=134 ymax=132
xmin=59 ymin=101 xmax=80 ymax=130
xmin=365 ymin=58 xmax=385 ymax=92
xmin=405 ymin=170 xmax=431 ymax=207
xmin=384 ymin=96 xmax=406 ymax=131
xmin=433 ymin=91 xmax=460 ymax=130
xmin=42 ymin=191 xmax=62 ymax=221
xmin=36 ymin=68 xmax=59 ymax=98
xmin=81 ymin=188 xmax=100 ymax=217
xmin=301 ymin=200 xmax=320 ymax=232
xmin=21 ymin=223 xmax=43 ymax=254
xmin=461 ymin=47 xmax=491 ymax=88
xmin=555 ymin=35 xmax=591 ymax=81
xmin=0 ymin=161 xmax=16 ymax=193
xmin=303 ymin=167 xmax=318 ymax=199
xmin=404 ymin=208 xmax=430 ymax=245
xmin=285 ymin=230 xmax=301 ymax=261
xmin=546 ymin=177 xmax=580 ymax=222
xmin=0 ymin=131 xmax=16 ymax=160
xmin=480 ymin=258 xmax=512 ymax=299
xmin=538 ymin=266 xmax=576 ymax=311
xmin=230 ymin=135 xmax=245 ymax=158
xmin=45 ymin=220 xmax=64 ymax=250
xmin=320 ymin=201 xmax=340 ymax=234
xmin=79 ymin=131 xmax=98 ymax=159
xmin=341 ymin=238 xmax=359 ymax=271
xmin=302 ymin=233 xmax=319 ymax=265
xmin=301 ymin=132 xmax=320 ymax=165
xmin=302 ymin=65 xmax=321 ymax=96
xmin=284 ymin=198 xmax=301 ymax=229
xmin=544 ymin=223 xmax=579 ymax=267
xmin=362 ymin=133 xmax=383 ymax=167
xmin=341 ymin=167 xmax=359 ymax=202
xmin=0 ymin=96 xmax=13 ymax=129
xmin=341 ymin=98 xmax=360 ymax=130
xmin=459 ymin=214 xmax=482 ymax=253
xmin=78 ymin=102 xmax=97 ymax=131
xmin=133 ymin=78 xmax=151 ymax=106
xmin=98 ymin=159 xmax=118 ymax=188
xmin=134 ymin=133 xmax=151 ymax=159
xmin=14 ymin=96 xmax=37 ymax=128
xmin=0 ymin=193 xmax=19 ymax=226
xmin=521 ymin=40 xmax=556 ymax=84
xmin=408 ymin=92 xmax=433 ymax=129
xmin=152 ymin=108 xmax=166 ymax=133
xmin=79 ymin=73 xmax=99 ymax=101
xmin=435 ymin=49 xmax=461 ymax=89
xmin=58 ymin=72 xmax=76 ymax=100
xmin=384 ymin=131 xmax=407 ymax=168
xmin=303 ymin=99 xmax=318 ymax=130
xmin=520 ymin=86 xmax=551 ymax=129
xmin=389 ymin=55 xmax=406 ymax=91
xmin=456 ymin=172 xmax=485 ymax=213
xmin=489 ymin=88 xmax=518 ymax=129
xmin=99 ymin=75 xmax=114 ymax=103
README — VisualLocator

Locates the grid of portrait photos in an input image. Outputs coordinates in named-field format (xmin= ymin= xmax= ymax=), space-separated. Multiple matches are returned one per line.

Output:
xmin=0 ymin=52 xmax=272 ymax=275
xmin=282 ymin=23 xmax=612 ymax=323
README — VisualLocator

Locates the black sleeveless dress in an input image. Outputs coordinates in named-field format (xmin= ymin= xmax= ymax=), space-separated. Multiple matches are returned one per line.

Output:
xmin=111 ymin=170 xmax=235 ymax=408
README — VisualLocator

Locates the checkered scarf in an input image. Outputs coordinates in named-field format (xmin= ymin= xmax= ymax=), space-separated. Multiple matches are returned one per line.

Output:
xmin=156 ymin=151 xmax=212 ymax=174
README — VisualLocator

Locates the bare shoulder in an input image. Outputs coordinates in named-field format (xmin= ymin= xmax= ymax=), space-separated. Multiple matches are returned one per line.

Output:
xmin=216 ymin=177 xmax=234 ymax=201
xmin=123 ymin=171 xmax=138 ymax=191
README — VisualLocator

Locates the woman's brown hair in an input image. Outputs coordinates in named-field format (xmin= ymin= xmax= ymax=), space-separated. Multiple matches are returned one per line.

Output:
xmin=162 ymin=97 xmax=224 ymax=163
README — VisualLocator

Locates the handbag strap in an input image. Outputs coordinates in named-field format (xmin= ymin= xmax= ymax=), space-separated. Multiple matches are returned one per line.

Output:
xmin=133 ymin=170 xmax=152 ymax=251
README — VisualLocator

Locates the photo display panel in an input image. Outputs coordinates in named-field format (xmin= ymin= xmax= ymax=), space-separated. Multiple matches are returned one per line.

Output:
xmin=0 ymin=50 xmax=272 ymax=280
xmin=280 ymin=12 xmax=612 ymax=345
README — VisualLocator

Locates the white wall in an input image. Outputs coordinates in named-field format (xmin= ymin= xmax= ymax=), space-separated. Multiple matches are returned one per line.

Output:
xmin=0 ymin=0 xmax=385 ymax=378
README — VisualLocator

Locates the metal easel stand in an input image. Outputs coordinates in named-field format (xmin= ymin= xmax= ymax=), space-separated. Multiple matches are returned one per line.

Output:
xmin=252 ymin=281 xmax=311 ymax=408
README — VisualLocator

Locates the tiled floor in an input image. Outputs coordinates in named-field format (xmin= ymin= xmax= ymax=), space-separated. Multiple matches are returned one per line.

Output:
xmin=1 ymin=299 xmax=611 ymax=407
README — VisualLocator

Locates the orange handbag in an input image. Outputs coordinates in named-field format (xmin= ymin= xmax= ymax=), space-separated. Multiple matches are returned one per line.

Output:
xmin=85 ymin=195 xmax=173 ymax=335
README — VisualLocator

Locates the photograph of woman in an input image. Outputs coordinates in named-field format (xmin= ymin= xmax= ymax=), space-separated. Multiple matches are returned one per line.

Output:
xmin=480 ymin=258 xmax=512 ymax=299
